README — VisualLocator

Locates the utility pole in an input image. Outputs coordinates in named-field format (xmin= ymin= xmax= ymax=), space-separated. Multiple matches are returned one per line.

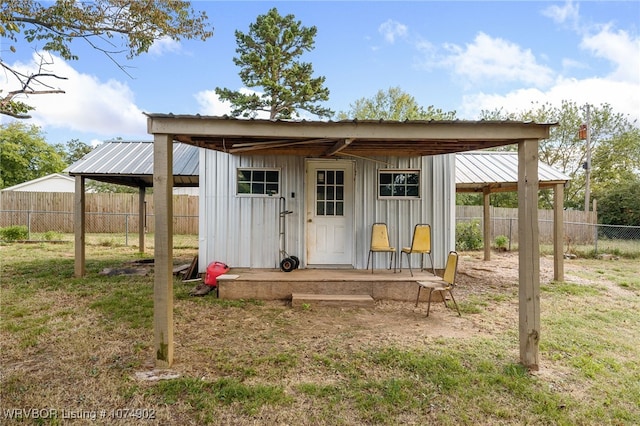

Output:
xmin=584 ymin=104 xmax=591 ymax=212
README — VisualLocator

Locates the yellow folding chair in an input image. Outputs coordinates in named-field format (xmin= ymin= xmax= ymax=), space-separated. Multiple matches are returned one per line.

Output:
xmin=415 ymin=251 xmax=461 ymax=317
xmin=400 ymin=223 xmax=435 ymax=277
xmin=366 ymin=223 xmax=396 ymax=273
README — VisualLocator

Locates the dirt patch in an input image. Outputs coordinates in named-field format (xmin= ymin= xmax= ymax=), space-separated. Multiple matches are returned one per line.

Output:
xmin=167 ymin=251 xmax=594 ymax=375
xmin=180 ymin=251 xmax=636 ymax=370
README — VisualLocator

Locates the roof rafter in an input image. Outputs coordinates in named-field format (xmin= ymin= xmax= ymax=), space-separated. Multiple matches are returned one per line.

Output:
xmin=324 ymin=138 xmax=354 ymax=156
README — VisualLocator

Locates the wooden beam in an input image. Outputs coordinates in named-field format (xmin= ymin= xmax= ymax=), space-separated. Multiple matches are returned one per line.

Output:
xmin=325 ymin=138 xmax=354 ymax=156
xmin=147 ymin=115 xmax=553 ymax=142
xmin=74 ymin=175 xmax=86 ymax=277
xmin=138 ymin=187 xmax=145 ymax=253
xmin=518 ymin=139 xmax=540 ymax=370
xmin=554 ymin=183 xmax=564 ymax=281
xmin=153 ymin=134 xmax=174 ymax=368
xmin=227 ymin=138 xmax=331 ymax=154
xmin=483 ymin=187 xmax=491 ymax=261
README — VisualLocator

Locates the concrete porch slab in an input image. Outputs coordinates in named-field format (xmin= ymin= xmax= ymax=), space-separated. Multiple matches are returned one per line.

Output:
xmin=216 ymin=268 xmax=443 ymax=302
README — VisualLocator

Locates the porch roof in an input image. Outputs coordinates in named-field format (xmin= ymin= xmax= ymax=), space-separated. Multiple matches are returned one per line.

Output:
xmin=145 ymin=114 xmax=554 ymax=157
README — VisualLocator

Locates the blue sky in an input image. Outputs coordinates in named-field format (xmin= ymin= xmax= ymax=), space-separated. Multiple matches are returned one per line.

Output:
xmin=2 ymin=1 xmax=639 ymax=146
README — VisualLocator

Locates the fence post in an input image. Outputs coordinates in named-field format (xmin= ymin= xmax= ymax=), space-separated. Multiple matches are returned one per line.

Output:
xmin=592 ymin=199 xmax=598 ymax=255
xmin=125 ymin=214 xmax=129 ymax=246
xmin=508 ymin=218 xmax=513 ymax=251
xmin=27 ymin=210 xmax=32 ymax=240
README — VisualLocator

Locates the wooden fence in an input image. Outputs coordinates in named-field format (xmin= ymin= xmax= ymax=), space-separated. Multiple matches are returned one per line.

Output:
xmin=1 ymin=192 xmax=596 ymax=242
xmin=0 ymin=192 xmax=199 ymax=234
xmin=456 ymin=205 xmax=598 ymax=244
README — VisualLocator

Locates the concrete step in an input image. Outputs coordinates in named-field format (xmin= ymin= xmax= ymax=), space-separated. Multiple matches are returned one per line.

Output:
xmin=291 ymin=293 xmax=375 ymax=308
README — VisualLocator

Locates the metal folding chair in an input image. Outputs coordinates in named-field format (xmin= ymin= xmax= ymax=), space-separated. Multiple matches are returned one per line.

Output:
xmin=416 ymin=251 xmax=461 ymax=317
xmin=366 ymin=223 xmax=396 ymax=273
xmin=400 ymin=223 xmax=435 ymax=277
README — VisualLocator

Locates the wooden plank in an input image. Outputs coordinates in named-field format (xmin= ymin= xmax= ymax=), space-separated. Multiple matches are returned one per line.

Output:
xmin=153 ymin=134 xmax=174 ymax=368
xmin=554 ymin=183 xmax=564 ymax=281
xmin=183 ymin=255 xmax=199 ymax=280
xmin=138 ymin=187 xmax=145 ymax=252
xmin=483 ymin=187 xmax=491 ymax=261
xmin=74 ymin=176 xmax=86 ymax=277
xmin=518 ymin=140 xmax=540 ymax=370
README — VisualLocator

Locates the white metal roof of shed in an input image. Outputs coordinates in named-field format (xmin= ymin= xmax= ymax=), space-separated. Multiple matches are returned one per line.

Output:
xmin=456 ymin=151 xmax=570 ymax=192
xmin=66 ymin=140 xmax=199 ymax=188
xmin=66 ymin=140 xmax=569 ymax=192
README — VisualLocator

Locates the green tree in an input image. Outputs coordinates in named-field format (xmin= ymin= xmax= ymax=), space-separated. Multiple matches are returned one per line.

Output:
xmin=593 ymin=178 xmax=640 ymax=226
xmin=479 ymin=101 xmax=639 ymax=210
xmin=590 ymin=127 xmax=640 ymax=193
xmin=53 ymin=139 xmax=93 ymax=165
xmin=0 ymin=122 xmax=66 ymax=188
xmin=1 ymin=0 xmax=213 ymax=118
xmin=215 ymin=8 xmax=332 ymax=119
xmin=87 ymin=181 xmax=140 ymax=193
xmin=337 ymin=87 xmax=456 ymax=121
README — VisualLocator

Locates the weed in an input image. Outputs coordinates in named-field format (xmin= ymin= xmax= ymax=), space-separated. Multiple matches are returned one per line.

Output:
xmin=456 ymin=220 xmax=483 ymax=251
xmin=0 ymin=225 xmax=28 ymax=241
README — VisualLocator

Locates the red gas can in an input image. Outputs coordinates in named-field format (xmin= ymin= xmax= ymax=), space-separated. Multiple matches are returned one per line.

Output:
xmin=204 ymin=261 xmax=230 ymax=287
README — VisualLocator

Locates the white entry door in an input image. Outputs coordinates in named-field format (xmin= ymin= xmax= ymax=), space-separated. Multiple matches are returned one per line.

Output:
xmin=306 ymin=160 xmax=354 ymax=266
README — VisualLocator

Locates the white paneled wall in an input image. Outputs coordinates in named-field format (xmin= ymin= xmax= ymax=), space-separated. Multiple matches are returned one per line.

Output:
xmin=200 ymin=148 xmax=455 ymax=270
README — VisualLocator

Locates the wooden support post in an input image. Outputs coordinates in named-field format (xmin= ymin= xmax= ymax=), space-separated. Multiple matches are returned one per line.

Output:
xmin=153 ymin=134 xmax=174 ymax=368
xmin=74 ymin=176 xmax=86 ymax=277
xmin=518 ymin=139 xmax=540 ymax=370
xmin=483 ymin=187 xmax=491 ymax=261
xmin=553 ymin=183 xmax=564 ymax=282
xmin=139 ymin=187 xmax=145 ymax=253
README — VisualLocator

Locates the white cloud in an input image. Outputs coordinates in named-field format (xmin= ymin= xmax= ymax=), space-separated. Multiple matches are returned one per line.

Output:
xmin=378 ymin=19 xmax=408 ymax=44
xmin=195 ymin=90 xmax=232 ymax=116
xmin=148 ymin=36 xmax=182 ymax=57
xmin=440 ymin=32 xmax=555 ymax=88
xmin=195 ymin=88 xmax=271 ymax=119
xmin=458 ymin=7 xmax=640 ymax=125
xmin=459 ymin=76 xmax=640 ymax=124
xmin=580 ymin=25 xmax=640 ymax=83
xmin=4 ymin=52 xmax=147 ymax=137
xmin=542 ymin=0 xmax=580 ymax=27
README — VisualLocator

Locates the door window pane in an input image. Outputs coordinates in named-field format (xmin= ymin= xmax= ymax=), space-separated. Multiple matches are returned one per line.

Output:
xmin=316 ymin=169 xmax=345 ymax=216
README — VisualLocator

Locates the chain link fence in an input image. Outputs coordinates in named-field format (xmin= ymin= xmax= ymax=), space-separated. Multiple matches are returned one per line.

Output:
xmin=0 ymin=210 xmax=199 ymax=249
xmin=3 ymin=209 xmax=639 ymax=256
xmin=457 ymin=216 xmax=640 ymax=256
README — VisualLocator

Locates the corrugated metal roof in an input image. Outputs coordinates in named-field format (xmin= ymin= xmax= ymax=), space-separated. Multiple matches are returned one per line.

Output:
xmin=66 ymin=142 xmax=569 ymax=191
xmin=66 ymin=140 xmax=199 ymax=187
xmin=456 ymin=151 xmax=570 ymax=191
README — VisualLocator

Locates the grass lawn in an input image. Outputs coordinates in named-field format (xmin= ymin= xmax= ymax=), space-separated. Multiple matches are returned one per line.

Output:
xmin=1 ymin=242 xmax=639 ymax=425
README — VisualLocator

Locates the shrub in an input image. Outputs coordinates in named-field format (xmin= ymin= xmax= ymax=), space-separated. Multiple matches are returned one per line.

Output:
xmin=494 ymin=235 xmax=509 ymax=251
xmin=0 ymin=225 xmax=29 ymax=242
xmin=43 ymin=231 xmax=62 ymax=241
xmin=456 ymin=220 xmax=483 ymax=251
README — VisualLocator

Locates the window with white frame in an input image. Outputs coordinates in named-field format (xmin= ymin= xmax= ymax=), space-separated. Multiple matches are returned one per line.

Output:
xmin=236 ymin=168 xmax=280 ymax=196
xmin=378 ymin=170 xmax=420 ymax=198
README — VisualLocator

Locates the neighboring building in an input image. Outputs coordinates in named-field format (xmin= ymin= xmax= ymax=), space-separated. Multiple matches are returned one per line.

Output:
xmin=1 ymin=173 xmax=75 ymax=192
